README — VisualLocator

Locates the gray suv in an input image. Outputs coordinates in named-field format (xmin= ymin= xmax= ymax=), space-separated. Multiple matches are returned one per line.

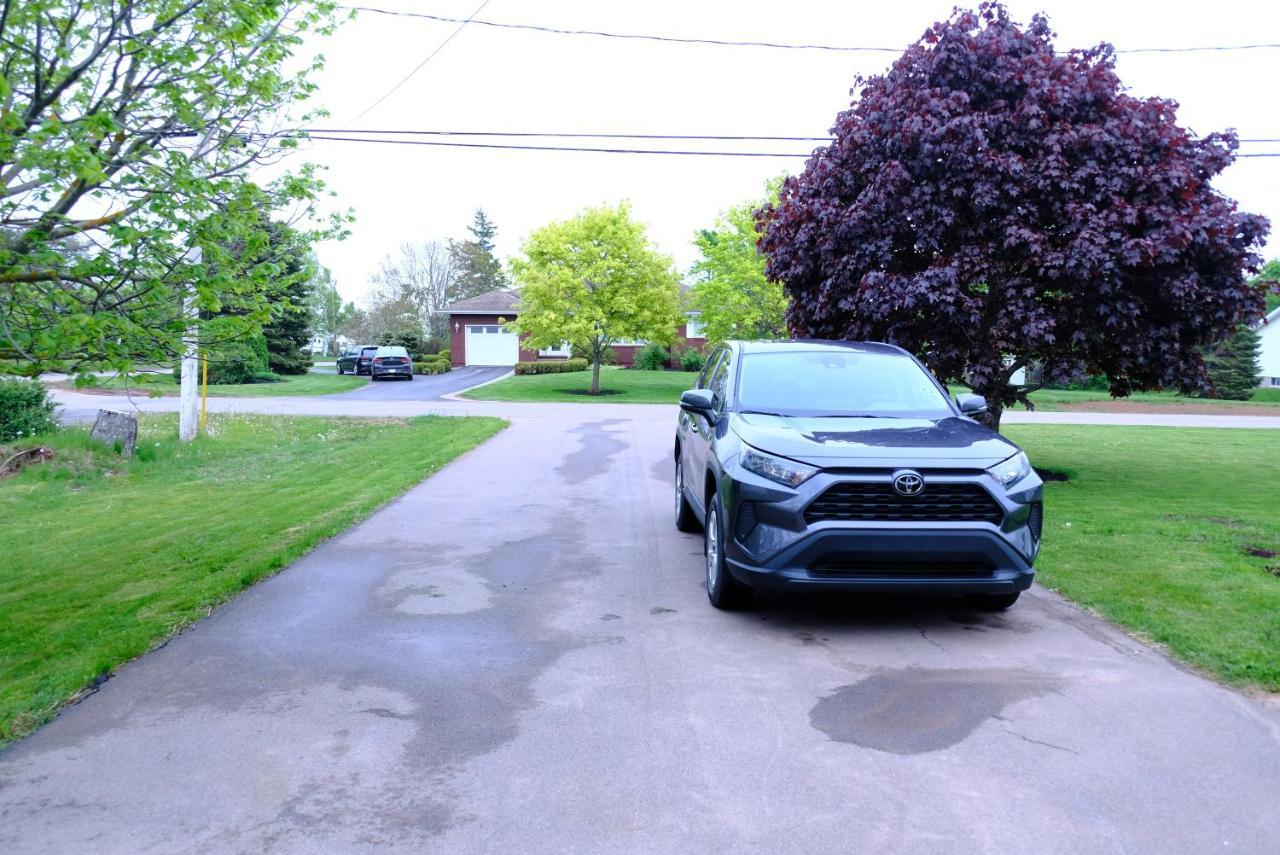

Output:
xmin=674 ymin=341 xmax=1042 ymax=610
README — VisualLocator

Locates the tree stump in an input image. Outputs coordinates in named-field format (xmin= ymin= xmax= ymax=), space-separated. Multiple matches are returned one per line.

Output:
xmin=90 ymin=410 xmax=138 ymax=456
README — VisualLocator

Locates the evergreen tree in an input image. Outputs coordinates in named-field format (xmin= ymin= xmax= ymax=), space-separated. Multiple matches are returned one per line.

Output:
xmin=1201 ymin=326 xmax=1261 ymax=400
xmin=469 ymin=208 xmax=498 ymax=253
xmin=261 ymin=225 xmax=315 ymax=375
xmin=451 ymin=208 xmax=508 ymax=298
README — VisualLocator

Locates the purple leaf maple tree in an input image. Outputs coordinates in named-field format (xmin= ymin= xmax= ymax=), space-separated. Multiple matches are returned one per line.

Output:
xmin=758 ymin=3 xmax=1270 ymax=427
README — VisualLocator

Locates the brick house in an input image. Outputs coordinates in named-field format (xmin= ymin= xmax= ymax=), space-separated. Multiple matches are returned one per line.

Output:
xmin=442 ymin=288 xmax=707 ymax=367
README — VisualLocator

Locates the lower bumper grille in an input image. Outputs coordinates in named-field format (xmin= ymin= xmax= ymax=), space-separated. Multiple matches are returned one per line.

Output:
xmin=805 ymin=482 xmax=1002 ymax=525
xmin=810 ymin=562 xmax=995 ymax=578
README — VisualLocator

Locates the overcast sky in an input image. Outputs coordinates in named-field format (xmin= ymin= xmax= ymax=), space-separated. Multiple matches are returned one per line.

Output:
xmin=281 ymin=0 xmax=1280 ymax=305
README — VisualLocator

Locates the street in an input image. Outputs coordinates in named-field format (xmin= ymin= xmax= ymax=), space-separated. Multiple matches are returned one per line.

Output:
xmin=2 ymin=400 xmax=1278 ymax=853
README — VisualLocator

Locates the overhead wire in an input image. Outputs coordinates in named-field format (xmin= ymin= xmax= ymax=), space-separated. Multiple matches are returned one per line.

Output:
xmin=344 ymin=6 xmax=1280 ymax=56
xmin=347 ymin=0 xmax=491 ymax=123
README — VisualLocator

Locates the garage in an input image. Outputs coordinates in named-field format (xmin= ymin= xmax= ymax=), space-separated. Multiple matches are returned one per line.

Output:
xmin=464 ymin=324 xmax=519 ymax=366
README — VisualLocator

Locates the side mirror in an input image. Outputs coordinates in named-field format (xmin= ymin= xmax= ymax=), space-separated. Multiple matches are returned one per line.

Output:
xmin=680 ymin=388 xmax=716 ymax=417
xmin=956 ymin=393 xmax=989 ymax=416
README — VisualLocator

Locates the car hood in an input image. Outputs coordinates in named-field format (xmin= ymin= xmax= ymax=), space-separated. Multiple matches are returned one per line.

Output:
xmin=731 ymin=414 xmax=1018 ymax=468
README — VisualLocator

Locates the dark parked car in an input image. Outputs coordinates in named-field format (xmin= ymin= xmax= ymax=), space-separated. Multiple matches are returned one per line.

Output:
xmin=369 ymin=345 xmax=414 ymax=381
xmin=337 ymin=345 xmax=378 ymax=376
xmin=674 ymin=341 xmax=1042 ymax=610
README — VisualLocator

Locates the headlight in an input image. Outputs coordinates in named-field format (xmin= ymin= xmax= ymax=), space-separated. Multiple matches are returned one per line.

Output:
xmin=987 ymin=451 xmax=1031 ymax=487
xmin=740 ymin=446 xmax=818 ymax=488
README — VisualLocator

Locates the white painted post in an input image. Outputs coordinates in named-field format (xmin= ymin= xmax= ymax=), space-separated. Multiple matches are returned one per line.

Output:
xmin=178 ymin=246 xmax=203 ymax=442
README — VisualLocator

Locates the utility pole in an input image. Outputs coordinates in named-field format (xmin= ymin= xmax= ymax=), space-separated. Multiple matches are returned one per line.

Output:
xmin=179 ymin=246 xmax=203 ymax=442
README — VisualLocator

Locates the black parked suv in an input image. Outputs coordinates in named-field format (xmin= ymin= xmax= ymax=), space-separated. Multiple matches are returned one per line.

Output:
xmin=674 ymin=341 xmax=1042 ymax=610
xmin=337 ymin=345 xmax=378 ymax=376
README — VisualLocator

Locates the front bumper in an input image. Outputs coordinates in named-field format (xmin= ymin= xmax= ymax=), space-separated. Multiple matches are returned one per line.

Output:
xmin=720 ymin=465 xmax=1042 ymax=594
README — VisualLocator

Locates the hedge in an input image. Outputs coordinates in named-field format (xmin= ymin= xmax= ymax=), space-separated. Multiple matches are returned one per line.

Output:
xmin=513 ymin=358 xmax=588 ymax=375
xmin=0 ymin=377 xmax=58 ymax=441
xmin=414 ymin=361 xmax=450 ymax=375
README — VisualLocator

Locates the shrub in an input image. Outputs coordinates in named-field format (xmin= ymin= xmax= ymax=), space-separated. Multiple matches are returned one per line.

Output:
xmin=205 ymin=346 xmax=265 ymax=385
xmin=413 ymin=361 xmax=450 ymax=375
xmin=0 ymin=377 xmax=58 ymax=441
xmin=680 ymin=348 xmax=707 ymax=372
xmin=513 ymin=359 xmax=589 ymax=375
xmin=250 ymin=371 xmax=282 ymax=384
xmin=635 ymin=343 xmax=670 ymax=371
xmin=438 ymin=349 xmax=450 ymax=361
xmin=380 ymin=329 xmax=424 ymax=356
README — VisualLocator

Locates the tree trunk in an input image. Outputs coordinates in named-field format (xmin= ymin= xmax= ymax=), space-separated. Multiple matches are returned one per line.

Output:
xmin=986 ymin=401 xmax=1004 ymax=433
xmin=590 ymin=341 xmax=602 ymax=394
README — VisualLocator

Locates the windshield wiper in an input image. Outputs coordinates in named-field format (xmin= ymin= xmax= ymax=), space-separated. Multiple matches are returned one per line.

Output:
xmin=739 ymin=409 xmax=790 ymax=417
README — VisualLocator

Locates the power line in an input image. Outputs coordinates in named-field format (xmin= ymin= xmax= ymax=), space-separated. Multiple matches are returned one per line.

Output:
xmin=348 ymin=0 xmax=491 ymax=123
xmin=305 ymin=127 xmax=834 ymax=141
xmin=287 ymin=133 xmax=1280 ymax=160
xmin=345 ymin=6 xmax=901 ymax=53
xmin=302 ymin=127 xmax=1280 ymax=145
xmin=299 ymin=134 xmax=814 ymax=157
xmin=345 ymin=6 xmax=1280 ymax=55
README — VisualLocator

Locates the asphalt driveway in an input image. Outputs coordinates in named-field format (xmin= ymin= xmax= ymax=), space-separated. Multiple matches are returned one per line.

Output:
xmin=2 ymin=408 xmax=1279 ymax=852
xmin=317 ymin=365 xmax=509 ymax=401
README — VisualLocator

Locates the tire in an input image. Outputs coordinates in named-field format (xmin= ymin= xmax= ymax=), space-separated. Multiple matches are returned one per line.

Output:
xmin=370 ymin=374 xmax=378 ymax=382
xmin=966 ymin=591 xmax=1021 ymax=611
xmin=337 ymin=365 xmax=345 ymax=375
xmin=407 ymin=374 xmax=414 ymax=381
xmin=674 ymin=456 xmax=700 ymax=532
xmin=705 ymin=494 xmax=752 ymax=610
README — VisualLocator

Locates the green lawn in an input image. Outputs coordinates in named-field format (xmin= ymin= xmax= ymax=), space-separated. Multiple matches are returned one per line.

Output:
xmin=1010 ymin=387 xmax=1280 ymax=411
xmin=61 ymin=371 xmax=364 ymax=398
xmin=1006 ymin=425 xmax=1280 ymax=690
xmin=463 ymin=367 xmax=698 ymax=404
xmin=0 ymin=413 xmax=505 ymax=744
xmin=466 ymin=369 xmax=1280 ymax=409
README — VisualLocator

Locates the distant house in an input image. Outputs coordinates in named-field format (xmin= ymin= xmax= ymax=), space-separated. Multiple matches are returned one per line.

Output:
xmin=1259 ymin=307 xmax=1280 ymax=388
xmin=441 ymin=288 xmax=706 ymax=367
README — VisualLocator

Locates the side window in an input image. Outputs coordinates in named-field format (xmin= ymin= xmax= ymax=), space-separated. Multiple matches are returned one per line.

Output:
xmin=709 ymin=350 xmax=731 ymax=411
xmin=698 ymin=348 xmax=725 ymax=390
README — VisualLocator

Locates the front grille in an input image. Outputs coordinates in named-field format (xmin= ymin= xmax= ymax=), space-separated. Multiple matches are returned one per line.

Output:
xmin=805 ymin=482 xmax=1002 ymax=525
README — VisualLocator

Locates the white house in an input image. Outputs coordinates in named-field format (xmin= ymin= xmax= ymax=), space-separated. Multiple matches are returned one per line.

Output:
xmin=1259 ymin=307 xmax=1280 ymax=388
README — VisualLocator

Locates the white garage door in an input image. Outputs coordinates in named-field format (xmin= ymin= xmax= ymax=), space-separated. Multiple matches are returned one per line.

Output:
xmin=465 ymin=324 xmax=519 ymax=366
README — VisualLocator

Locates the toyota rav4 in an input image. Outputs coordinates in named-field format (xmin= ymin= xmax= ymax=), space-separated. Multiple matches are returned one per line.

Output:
xmin=674 ymin=341 xmax=1042 ymax=610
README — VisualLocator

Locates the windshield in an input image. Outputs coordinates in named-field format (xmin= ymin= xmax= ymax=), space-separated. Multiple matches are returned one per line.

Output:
xmin=735 ymin=351 xmax=954 ymax=418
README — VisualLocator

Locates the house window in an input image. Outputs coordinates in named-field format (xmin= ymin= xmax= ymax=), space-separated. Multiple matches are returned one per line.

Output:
xmin=685 ymin=315 xmax=706 ymax=339
xmin=467 ymin=325 xmax=504 ymax=334
xmin=1270 ymin=376 xmax=1280 ymax=388
xmin=613 ymin=339 xmax=647 ymax=347
xmin=540 ymin=341 xmax=572 ymax=357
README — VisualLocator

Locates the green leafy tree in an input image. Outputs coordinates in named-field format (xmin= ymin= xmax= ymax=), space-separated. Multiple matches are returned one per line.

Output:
xmin=0 ymin=0 xmax=346 ymax=379
xmin=1256 ymin=259 xmax=1280 ymax=314
xmin=309 ymin=269 xmax=356 ymax=356
xmin=511 ymin=204 xmax=681 ymax=394
xmin=450 ymin=208 xmax=508 ymax=298
xmin=690 ymin=180 xmax=788 ymax=344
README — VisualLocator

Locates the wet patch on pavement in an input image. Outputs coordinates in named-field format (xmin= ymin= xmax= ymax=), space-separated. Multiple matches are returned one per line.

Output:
xmin=556 ymin=420 xmax=628 ymax=484
xmin=810 ymin=667 xmax=1062 ymax=754
xmin=650 ymin=455 xmax=672 ymax=484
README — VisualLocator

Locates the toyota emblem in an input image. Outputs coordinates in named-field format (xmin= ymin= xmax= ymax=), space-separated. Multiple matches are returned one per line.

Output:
xmin=892 ymin=470 xmax=925 ymax=497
